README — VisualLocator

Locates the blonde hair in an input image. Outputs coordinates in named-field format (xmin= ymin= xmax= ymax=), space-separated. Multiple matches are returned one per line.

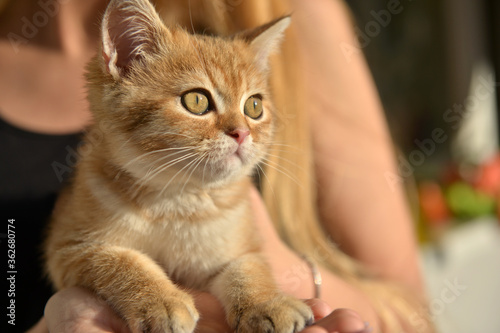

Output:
xmin=0 ymin=0 xmax=432 ymax=331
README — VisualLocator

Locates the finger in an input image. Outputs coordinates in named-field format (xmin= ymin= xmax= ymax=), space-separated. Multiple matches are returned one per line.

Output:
xmin=45 ymin=287 xmax=130 ymax=333
xmin=306 ymin=308 xmax=370 ymax=333
xmin=300 ymin=326 xmax=328 ymax=333
xmin=191 ymin=291 xmax=232 ymax=333
xmin=303 ymin=298 xmax=332 ymax=321
xmin=93 ymin=308 xmax=132 ymax=333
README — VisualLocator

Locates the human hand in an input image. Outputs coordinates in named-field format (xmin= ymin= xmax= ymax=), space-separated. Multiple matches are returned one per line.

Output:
xmin=303 ymin=300 xmax=372 ymax=333
xmin=44 ymin=287 xmax=370 ymax=333
xmin=44 ymin=287 xmax=229 ymax=333
xmin=44 ymin=287 xmax=131 ymax=333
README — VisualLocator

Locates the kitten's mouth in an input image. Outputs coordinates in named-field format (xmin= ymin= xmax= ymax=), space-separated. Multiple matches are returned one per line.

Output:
xmin=226 ymin=146 xmax=245 ymax=164
xmin=233 ymin=146 xmax=247 ymax=161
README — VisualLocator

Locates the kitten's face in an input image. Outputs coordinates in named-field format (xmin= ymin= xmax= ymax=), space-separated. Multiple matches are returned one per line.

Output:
xmin=112 ymin=34 xmax=274 ymax=189
xmin=88 ymin=0 xmax=289 ymax=192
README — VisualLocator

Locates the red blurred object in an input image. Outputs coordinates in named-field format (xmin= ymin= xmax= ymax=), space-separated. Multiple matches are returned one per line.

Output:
xmin=418 ymin=181 xmax=451 ymax=225
xmin=473 ymin=154 xmax=500 ymax=197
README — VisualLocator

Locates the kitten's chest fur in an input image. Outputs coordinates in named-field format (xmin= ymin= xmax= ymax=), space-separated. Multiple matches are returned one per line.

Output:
xmin=66 ymin=166 xmax=259 ymax=291
xmin=128 ymin=193 xmax=255 ymax=289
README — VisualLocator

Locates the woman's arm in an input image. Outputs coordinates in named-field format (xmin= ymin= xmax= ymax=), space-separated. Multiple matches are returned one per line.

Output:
xmin=291 ymin=0 xmax=424 ymax=292
xmin=252 ymin=187 xmax=380 ymax=331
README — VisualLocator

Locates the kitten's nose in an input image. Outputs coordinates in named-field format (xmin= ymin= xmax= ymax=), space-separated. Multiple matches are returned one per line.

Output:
xmin=227 ymin=128 xmax=250 ymax=145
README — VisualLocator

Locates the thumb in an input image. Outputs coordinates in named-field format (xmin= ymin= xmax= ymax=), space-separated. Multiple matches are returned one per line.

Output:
xmin=303 ymin=298 xmax=332 ymax=321
xmin=301 ymin=308 xmax=371 ymax=333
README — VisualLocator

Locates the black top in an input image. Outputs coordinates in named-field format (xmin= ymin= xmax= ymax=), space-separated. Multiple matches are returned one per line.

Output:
xmin=0 ymin=116 xmax=81 ymax=332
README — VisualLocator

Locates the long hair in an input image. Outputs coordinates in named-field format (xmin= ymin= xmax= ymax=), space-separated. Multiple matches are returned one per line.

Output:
xmin=0 ymin=0 xmax=432 ymax=331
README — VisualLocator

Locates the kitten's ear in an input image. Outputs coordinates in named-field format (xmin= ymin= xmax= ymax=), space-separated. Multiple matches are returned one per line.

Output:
xmin=102 ymin=0 xmax=168 ymax=79
xmin=239 ymin=16 xmax=291 ymax=72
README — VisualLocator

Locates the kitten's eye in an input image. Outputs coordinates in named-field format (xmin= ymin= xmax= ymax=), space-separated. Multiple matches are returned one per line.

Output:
xmin=244 ymin=96 xmax=263 ymax=119
xmin=182 ymin=92 xmax=209 ymax=115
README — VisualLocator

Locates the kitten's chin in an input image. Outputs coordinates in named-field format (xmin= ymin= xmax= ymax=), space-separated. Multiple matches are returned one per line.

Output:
xmin=202 ymin=153 xmax=254 ymax=187
xmin=227 ymin=152 xmax=244 ymax=167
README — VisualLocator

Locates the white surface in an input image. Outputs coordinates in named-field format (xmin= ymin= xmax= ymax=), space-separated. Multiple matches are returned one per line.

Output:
xmin=451 ymin=61 xmax=499 ymax=164
xmin=421 ymin=219 xmax=500 ymax=333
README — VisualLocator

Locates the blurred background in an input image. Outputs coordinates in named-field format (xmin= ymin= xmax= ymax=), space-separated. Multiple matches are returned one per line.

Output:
xmin=344 ymin=1 xmax=500 ymax=332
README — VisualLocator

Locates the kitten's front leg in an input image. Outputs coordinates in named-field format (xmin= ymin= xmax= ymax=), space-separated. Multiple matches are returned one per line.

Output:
xmin=46 ymin=244 xmax=199 ymax=333
xmin=210 ymin=254 xmax=314 ymax=333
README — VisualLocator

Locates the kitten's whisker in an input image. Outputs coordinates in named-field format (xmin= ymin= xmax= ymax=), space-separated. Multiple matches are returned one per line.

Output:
xmin=115 ymin=137 xmax=134 ymax=155
xmin=143 ymin=149 xmax=194 ymax=179
xmin=264 ymin=152 xmax=307 ymax=173
xmin=161 ymin=132 xmax=198 ymax=140
xmin=180 ymin=152 xmax=207 ymax=194
xmin=188 ymin=0 xmax=196 ymax=35
xmin=124 ymin=148 xmax=194 ymax=185
xmin=202 ymin=157 xmax=209 ymax=188
xmin=268 ymin=141 xmax=303 ymax=148
xmin=159 ymin=153 xmax=202 ymax=197
xmin=266 ymin=144 xmax=303 ymax=153
xmin=116 ymin=133 xmax=198 ymax=178
xmin=129 ymin=152 xmax=198 ymax=199
xmin=254 ymin=165 xmax=262 ymax=186
xmin=111 ymin=137 xmax=139 ymax=180
xmin=259 ymin=159 xmax=304 ymax=190
xmin=256 ymin=164 xmax=278 ymax=204
xmin=187 ymin=0 xmax=210 ymax=77
xmin=142 ymin=152 xmax=198 ymax=185
xmin=264 ymin=151 xmax=315 ymax=185
xmin=265 ymin=147 xmax=301 ymax=155
xmin=120 ymin=146 xmax=195 ymax=172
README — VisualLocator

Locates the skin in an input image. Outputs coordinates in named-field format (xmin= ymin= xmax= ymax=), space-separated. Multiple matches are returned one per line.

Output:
xmin=1 ymin=0 xmax=424 ymax=332
xmin=292 ymin=0 xmax=423 ymax=292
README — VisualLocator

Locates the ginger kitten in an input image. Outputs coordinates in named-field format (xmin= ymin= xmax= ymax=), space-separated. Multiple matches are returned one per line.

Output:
xmin=44 ymin=0 xmax=313 ymax=332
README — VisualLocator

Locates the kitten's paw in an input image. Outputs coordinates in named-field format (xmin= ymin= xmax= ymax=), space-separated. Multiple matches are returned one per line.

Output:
xmin=235 ymin=294 xmax=314 ymax=333
xmin=125 ymin=289 xmax=199 ymax=333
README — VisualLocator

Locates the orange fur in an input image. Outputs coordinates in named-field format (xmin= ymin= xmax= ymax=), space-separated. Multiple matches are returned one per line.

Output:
xmin=44 ymin=1 xmax=312 ymax=332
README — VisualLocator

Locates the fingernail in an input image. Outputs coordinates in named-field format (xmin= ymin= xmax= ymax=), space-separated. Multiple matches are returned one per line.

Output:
xmin=348 ymin=329 xmax=371 ymax=333
xmin=350 ymin=322 xmax=373 ymax=333
xmin=344 ymin=322 xmax=373 ymax=333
